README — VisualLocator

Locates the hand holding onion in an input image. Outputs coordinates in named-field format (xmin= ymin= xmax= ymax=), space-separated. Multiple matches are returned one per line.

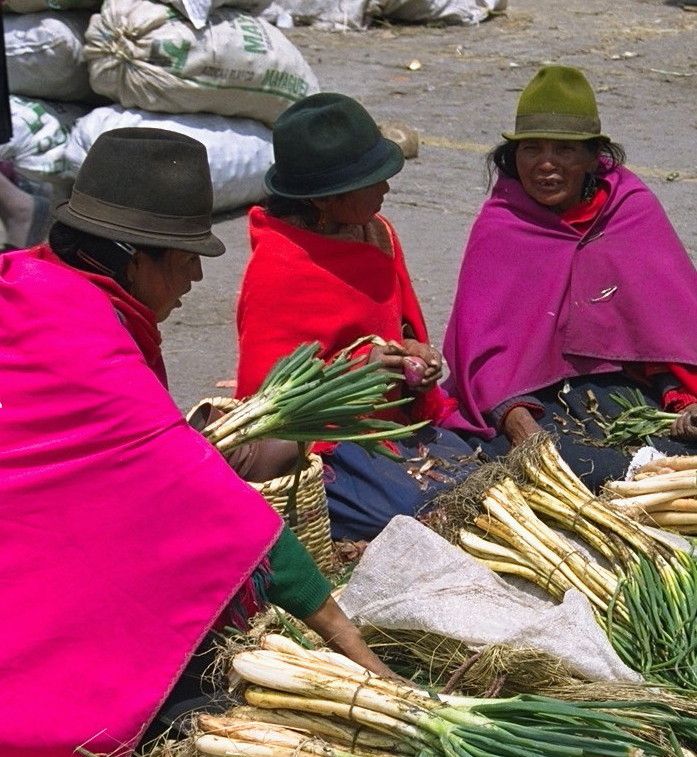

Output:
xmin=403 ymin=356 xmax=428 ymax=388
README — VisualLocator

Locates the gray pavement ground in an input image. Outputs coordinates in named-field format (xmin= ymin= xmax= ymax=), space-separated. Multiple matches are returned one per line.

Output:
xmin=159 ymin=0 xmax=697 ymax=414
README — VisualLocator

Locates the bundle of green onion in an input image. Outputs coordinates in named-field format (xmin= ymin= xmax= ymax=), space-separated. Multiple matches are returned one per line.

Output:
xmin=608 ymin=550 xmax=697 ymax=693
xmin=199 ymin=340 xmax=427 ymax=459
xmin=602 ymin=388 xmax=679 ymax=447
xmin=194 ymin=633 xmax=697 ymax=757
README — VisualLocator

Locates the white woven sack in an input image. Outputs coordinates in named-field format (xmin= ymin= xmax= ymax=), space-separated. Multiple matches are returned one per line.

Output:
xmin=226 ymin=1 xmax=368 ymax=30
xmin=64 ymin=106 xmax=273 ymax=213
xmin=367 ymin=0 xmax=506 ymax=24
xmin=161 ymin=0 xmax=368 ymax=31
xmin=4 ymin=0 xmax=99 ymax=12
xmin=84 ymin=0 xmax=320 ymax=126
xmin=4 ymin=11 xmax=93 ymax=102
xmin=0 ymin=96 xmax=89 ymax=182
xmin=339 ymin=516 xmax=642 ymax=684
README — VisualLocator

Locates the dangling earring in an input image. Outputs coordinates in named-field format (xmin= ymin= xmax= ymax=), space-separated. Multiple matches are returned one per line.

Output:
xmin=582 ymin=172 xmax=597 ymax=202
xmin=312 ymin=201 xmax=330 ymax=231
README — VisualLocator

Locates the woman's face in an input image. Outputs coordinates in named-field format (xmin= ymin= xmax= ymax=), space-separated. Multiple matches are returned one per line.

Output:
xmin=515 ymin=139 xmax=598 ymax=212
xmin=128 ymin=248 xmax=203 ymax=322
xmin=315 ymin=180 xmax=391 ymax=228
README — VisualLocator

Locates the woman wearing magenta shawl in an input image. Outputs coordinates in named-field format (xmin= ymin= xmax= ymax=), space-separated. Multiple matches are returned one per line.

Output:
xmin=442 ymin=65 xmax=697 ymax=488
xmin=235 ymin=93 xmax=479 ymax=543
xmin=0 ymin=128 xmax=394 ymax=757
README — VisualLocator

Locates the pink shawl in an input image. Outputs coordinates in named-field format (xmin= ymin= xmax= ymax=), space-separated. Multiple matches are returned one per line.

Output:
xmin=442 ymin=165 xmax=697 ymax=438
xmin=0 ymin=246 xmax=283 ymax=756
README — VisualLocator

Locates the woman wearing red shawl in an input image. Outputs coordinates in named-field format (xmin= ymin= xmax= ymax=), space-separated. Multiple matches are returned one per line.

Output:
xmin=235 ymin=93 xmax=479 ymax=543
xmin=443 ymin=65 xmax=697 ymax=488
xmin=0 ymin=128 xmax=394 ymax=757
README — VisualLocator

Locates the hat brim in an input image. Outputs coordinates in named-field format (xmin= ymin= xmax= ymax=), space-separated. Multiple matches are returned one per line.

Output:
xmin=51 ymin=200 xmax=226 ymax=258
xmin=264 ymin=139 xmax=405 ymax=199
xmin=502 ymin=130 xmax=610 ymax=141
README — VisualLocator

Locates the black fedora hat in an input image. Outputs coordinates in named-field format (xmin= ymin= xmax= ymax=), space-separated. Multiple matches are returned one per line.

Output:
xmin=52 ymin=127 xmax=225 ymax=257
xmin=265 ymin=93 xmax=405 ymax=199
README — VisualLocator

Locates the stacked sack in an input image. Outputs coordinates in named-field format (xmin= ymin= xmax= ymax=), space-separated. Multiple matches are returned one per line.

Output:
xmin=1 ymin=0 xmax=320 ymax=211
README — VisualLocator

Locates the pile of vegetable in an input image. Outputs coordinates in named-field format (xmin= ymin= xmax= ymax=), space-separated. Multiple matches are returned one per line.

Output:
xmin=604 ymin=455 xmax=697 ymax=534
xmin=192 ymin=634 xmax=697 ymax=757
xmin=601 ymin=388 xmax=680 ymax=448
xmin=428 ymin=433 xmax=697 ymax=693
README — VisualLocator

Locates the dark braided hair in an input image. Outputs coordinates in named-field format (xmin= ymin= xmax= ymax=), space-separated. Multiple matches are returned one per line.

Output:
xmin=49 ymin=222 xmax=166 ymax=291
xmin=264 ymin=194 xmax=323 ymax=228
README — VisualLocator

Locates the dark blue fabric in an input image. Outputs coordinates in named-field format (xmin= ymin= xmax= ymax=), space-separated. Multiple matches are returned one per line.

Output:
xmin=322 ymin=425 xmax=479 ymax=541
xmin=478 ymin=373 xmax=697 ymax=490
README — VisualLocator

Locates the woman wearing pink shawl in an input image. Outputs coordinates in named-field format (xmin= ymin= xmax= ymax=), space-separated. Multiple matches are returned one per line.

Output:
xmin=443 ymin=66 xmax=697 ymax=487
xmin=0 ymin=128 xmax=393 ymax=757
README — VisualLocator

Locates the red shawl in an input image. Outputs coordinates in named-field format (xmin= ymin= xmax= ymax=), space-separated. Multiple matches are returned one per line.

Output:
xmin=80 ymin=263 xmax=168 ymax=385
xmin=235 ymin=207 xmax=449 ymax=426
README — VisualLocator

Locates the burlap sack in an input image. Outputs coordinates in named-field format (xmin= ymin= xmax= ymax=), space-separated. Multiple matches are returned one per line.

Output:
xmin=0 ymin=95 xmax=89 ymax=182
xmin=64 ymin=105 xmax=273 ymax=212
xmin=4 ymin=11 xmax=93 ymax=102
xmin=367 ymin=0 xmax=506 ymax=24
xmin=84 ymin=0 xmax=320 ymax=126
xmin=338 ymin=516 xmax=642 ymax=684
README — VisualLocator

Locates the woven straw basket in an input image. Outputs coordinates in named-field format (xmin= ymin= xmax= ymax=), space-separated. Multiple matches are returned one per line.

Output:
xmin=187 ymin=397 xmax=335 ymax=573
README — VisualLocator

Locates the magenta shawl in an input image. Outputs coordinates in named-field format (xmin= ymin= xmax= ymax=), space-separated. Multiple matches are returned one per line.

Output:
xmin=442 ymin=165 xmax=697 ymax=438
xmin=0 ymin=246 xmax=283 ymax=756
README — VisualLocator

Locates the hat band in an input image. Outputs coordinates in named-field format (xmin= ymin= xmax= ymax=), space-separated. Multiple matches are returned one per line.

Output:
xmin=514 ymin=112 xmax=601 ymax=136
xmin=279 ymin=138 xmax=389 ymax=194
xmin=68 ymin=189 xmax=213 ymax=239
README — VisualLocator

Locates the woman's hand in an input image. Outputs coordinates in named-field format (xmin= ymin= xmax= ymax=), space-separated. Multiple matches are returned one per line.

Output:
xmin=368 ymin=339 xmax=442 ymax=392
xmin=401 ymin=338 xmax=443 ymax=392
xmin=671 ymin=403 xmax=697 ymax=440
xmin=368 ymin=339 xmax=409 ymax=372
xmin=502 ymin=406 xmax=543 ymax=447
xmin=302 ymin=595 xmax=405 ymax=681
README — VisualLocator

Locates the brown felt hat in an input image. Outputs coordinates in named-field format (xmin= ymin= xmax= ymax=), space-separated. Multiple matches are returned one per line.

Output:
xmin=52 ymin=127 xmax=225 ymax=257
xmin=503 ymin=65 xmax=609 ymax=142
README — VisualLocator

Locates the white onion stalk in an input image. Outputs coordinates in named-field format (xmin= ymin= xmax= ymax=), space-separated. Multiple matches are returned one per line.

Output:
xmin=195 ymin=733 xmax=338 ymax=757
xmin=228 ymin=706 xmax=416 ymax=753
xmin=243 ymin=687 xmax=436 ymax=748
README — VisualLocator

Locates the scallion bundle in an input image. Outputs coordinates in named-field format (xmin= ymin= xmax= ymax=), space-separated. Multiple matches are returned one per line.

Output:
xmin=200 ymin=633 xmax=697 ymax=757
xmin=602 ymin=389 xmax=679 ymax=447
xmin=196 ymin=340 xmax=428 ymax=459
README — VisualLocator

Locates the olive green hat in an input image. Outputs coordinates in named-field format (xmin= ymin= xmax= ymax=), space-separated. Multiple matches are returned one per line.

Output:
xmin=503 ymin=65 xmax=609 ymax=142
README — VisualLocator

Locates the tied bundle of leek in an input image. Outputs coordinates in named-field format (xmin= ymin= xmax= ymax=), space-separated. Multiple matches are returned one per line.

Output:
xmin=431 ymin=433 xmax=697 ymax=694
xmin=602 ymin=388 xmax=679 ymax=447
xmin=604 ymin=455 xmax=697 ymax=534
xmin=194 ymin=633 xmax=697 ymax=757
xmin=504 ymin=438 xmax=697 ymax=692
xmin=200 ymin=339 xmax=428 ymax=460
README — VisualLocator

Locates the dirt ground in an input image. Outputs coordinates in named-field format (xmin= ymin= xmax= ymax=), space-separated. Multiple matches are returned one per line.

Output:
xmin=161 ymin=0 xmax=697 ymax=414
